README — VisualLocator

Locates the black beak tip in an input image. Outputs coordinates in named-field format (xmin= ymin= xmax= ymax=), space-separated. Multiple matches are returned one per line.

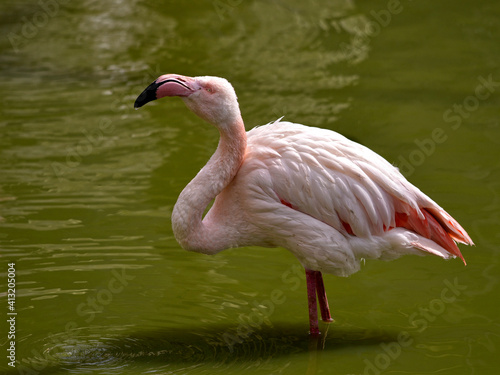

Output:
xmin=134 ymin=82 xmax=160 ymax=109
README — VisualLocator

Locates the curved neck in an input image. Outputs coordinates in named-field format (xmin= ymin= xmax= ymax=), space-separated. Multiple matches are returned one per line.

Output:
xmin=171 ymin=117 xmax=247 ymax=253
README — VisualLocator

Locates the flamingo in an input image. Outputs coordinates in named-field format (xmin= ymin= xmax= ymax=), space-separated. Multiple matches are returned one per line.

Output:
xmin=134 ymin=74 xmax=473 ymax=335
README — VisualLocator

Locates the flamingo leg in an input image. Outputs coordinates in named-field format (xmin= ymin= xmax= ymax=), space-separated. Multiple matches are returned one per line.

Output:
xmin=306 ymin=269 xmax=334 ymax=335
xmin=315 ymin=271 xmax=334 ymax=322
xmin=305 ymin=269 xmax=320 ymax=335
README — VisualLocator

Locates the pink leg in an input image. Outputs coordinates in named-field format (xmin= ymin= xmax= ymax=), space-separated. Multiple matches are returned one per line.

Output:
xmin=305 ymin=269 xmax=319 ymax=335
xmin=315 ymin=271 xmax=333 ymax=322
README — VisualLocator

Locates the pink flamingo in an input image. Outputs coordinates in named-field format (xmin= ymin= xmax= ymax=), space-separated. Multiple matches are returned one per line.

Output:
xmin=135 ymin=74 xmax=473 ymax=335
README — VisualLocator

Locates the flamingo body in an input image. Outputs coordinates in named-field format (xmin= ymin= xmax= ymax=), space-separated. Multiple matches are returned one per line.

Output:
xmin=135 ymin=74 xmax=473 ymax=334
xmin=214 ymin=120 xmax=471 ymax=276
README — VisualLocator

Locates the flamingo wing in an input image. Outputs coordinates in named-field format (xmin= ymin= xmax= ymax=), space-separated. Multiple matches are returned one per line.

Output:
xmin=244 ymin=121 xmax=472 ymax=263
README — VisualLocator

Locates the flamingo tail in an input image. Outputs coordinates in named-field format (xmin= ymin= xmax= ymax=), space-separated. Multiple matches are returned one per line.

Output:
xmin=394 ymin=207 xmax=473 ymax=265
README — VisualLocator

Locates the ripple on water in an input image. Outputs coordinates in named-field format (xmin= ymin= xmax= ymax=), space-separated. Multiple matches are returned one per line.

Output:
xmin=18 ymin=321 xmax=405 ymax=374
xmin=24 ymin=324 xmax=311 ymax=374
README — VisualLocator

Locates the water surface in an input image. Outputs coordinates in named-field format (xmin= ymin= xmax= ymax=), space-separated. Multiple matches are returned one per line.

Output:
xmin=1 ymin=0 xmax=499 ymax=374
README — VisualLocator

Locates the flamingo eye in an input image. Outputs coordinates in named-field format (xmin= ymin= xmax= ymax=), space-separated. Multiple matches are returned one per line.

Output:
xmin=205 ymin=87 xmax=214 ymax=93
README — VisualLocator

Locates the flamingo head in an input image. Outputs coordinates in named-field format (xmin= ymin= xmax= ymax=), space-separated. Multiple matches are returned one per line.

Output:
xmin=134 ymin=74 xmax=241 ymax=127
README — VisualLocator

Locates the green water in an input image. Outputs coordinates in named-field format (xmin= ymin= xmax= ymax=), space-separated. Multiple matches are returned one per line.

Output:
xmin=1 ymin=0 xmax=499 ymax=374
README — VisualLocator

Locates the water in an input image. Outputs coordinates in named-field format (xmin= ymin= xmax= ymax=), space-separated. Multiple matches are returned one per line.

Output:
xmin=1 ymin=0 xmax=499 ymax=374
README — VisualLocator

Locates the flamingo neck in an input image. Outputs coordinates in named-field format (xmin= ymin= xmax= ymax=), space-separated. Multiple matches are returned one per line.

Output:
xmin=171 ymin=117 xmax=247 ymax=254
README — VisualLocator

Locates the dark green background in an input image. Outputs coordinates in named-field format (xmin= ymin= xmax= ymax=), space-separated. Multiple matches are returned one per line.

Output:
xmin=1 ymin=0 xmax=499 ymax=374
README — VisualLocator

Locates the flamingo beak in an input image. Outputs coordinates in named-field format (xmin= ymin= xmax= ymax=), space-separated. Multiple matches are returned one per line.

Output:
xmin=134 ymin=74 xmax=198 ymax=109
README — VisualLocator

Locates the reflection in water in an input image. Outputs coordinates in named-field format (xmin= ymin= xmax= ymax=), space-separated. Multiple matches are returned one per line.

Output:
xmin=194 ymin=0 xmax=371 ymax=129
xmin=10 ymin=324 xmax=399 ymax=375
